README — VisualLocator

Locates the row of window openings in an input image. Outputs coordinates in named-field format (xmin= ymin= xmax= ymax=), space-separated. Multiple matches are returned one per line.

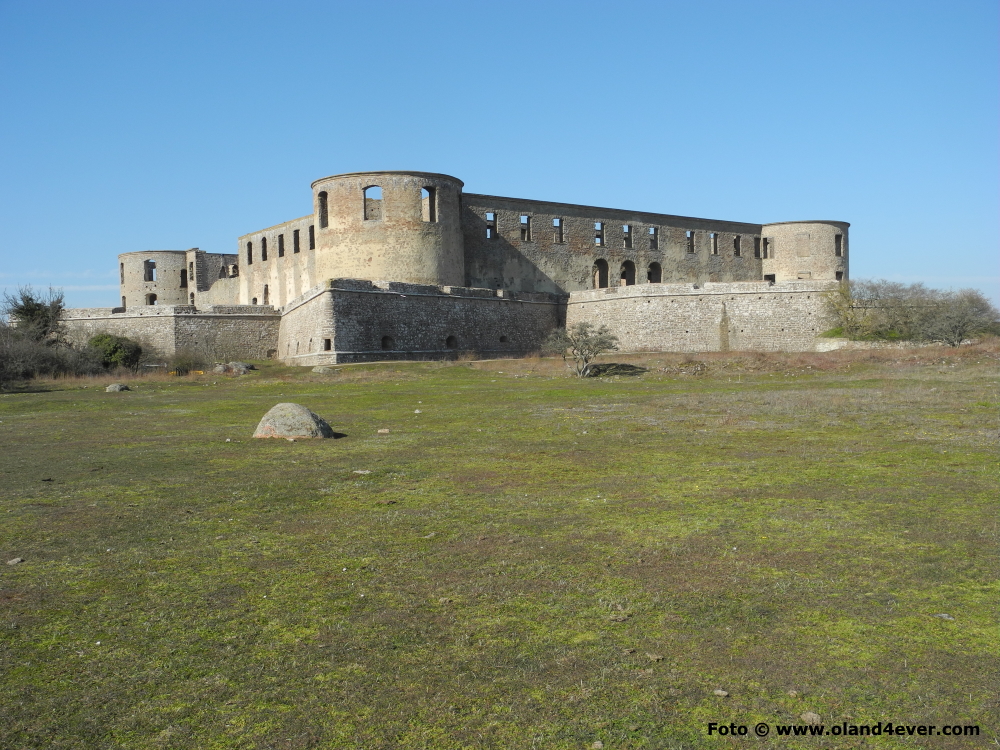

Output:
xmin=289 ymin=334 xmax=498 ymax=355
xmin=135 ymin=261 xmax=238 ymax=286
xmin=247 ymin=226 xmax=314 ymax=265
xmin=493 ymin=216 xmax=844 ymax=260
xmin=315 ymin=186 xmax=437 ymax=228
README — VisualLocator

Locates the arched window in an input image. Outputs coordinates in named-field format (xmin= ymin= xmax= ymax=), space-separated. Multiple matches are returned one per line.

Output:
xmin=218 ymin=265 xmax=227 ymax=279
xmin=231 ymin=264 xmax=239 ymax=277
xmin=180 ymin=269 xmax=188 ymax=288
xmin=647 ymin=262 xmax=662 ymax=283
xmin=593 ymin=259 xmax=609 ymax=289
xmin=318 ymin=191 xmax=329 ymax=228
xmin=381 ymin=335 xmax=394 ymax=350
xmin=421 ymin=187 xmax=436 ymax=222
xmin=120 ymin=263 xmax=124 ymax=284
xmin=363 ymin=186 xmax=382 ymax=220
xmin=445 ymin=335 xmax=458 ymax=349
xmin=121 ymin=296 xmax=126 ymax=308
xmin=620 ymin=261 xmax=636 ymax=286
xmin=261 ymin=237 xmax=268 ymax=261
xmin=251 ymin=297 xmax=258 ymax=305
xmin=246 ymin=241 xmax=253 ymax=265
xmin=263 ymin=284 xmax=269 ymax=305
xmin=145 ymin=293 xmax=157 ymax=305
xmin=189 ymin=292 xmax=195 ymax=305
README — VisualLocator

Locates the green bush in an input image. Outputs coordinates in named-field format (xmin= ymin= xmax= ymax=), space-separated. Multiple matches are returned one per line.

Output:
xmin=88 ymin=333 xmax=143 ymax=371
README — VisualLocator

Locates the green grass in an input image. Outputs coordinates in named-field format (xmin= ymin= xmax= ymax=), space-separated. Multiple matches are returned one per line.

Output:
xmin=1 ymin=349 xmax=997 ymax=749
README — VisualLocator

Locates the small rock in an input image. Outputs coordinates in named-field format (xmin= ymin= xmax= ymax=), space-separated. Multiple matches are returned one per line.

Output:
xmin=645 ymin=653 xmax=663 ymax=662
xmin=377 ymin=429 xmax=390 ymax=434
xmin=628 ymin=724 xmax=639 ymax=731
xmin=7 ymin=557 xmax=24 ymax=566
xmin=713 ymin=689 xmax=729 ymax=697
xmin=225 ymin=438 xmax=231 ymax=442
xmin=609 ymin=614 xmax=630 ymax=622
xmin=414 ymin=409 xmax=421 ymax=414
xmin=788 ymin=690 xmax=798 ymax=697
xmin=377 ymin=499 xmax=396 ymax=505
xmin=933 ymin=613 xmax=955 ymax=620
xmin=801 ymin=712 xmax=821 ymax=725
xmin=353 ymin=470 xmax=371 ymax=475
xmin=622 ymin=648 xmax=636 ymax=654
xmin=105 ymin=383 xmax=130 ymax=392
xmin=592 ymin=742 xmax=604 ymax=749
xmin=438 ymin=597 xmax=452 ymax=604
xmin=312 ymin=366 xmax=336 ymax=374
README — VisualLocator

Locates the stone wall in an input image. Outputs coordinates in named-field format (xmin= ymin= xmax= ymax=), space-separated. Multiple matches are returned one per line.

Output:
xmin=238 ymin=215 xmax=317 ymax=309
xmin=566 ymin=281 xmax=838 ymax=353
xmin=278 ymin=279 xmax=564 ymax=365
xmin=62 ymin=306 xmax=281 ymax=360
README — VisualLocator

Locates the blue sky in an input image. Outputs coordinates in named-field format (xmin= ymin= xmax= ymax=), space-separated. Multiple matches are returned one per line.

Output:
xmin=1 ymin=0 xmax=997 ymax=307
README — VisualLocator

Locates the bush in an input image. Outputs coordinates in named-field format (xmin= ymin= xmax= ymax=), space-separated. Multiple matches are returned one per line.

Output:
xmin=544 ymin=322 xmax=619 ymax=377
xmin=0 ymin=322 xmax=103 ymax=387
xmin=169 ymin=349 xmax=206 ymax=375
xmin=88 ymin=333 xmax=143 ymax=371
xmin=3 ymin=286 xmax=65 ymax=343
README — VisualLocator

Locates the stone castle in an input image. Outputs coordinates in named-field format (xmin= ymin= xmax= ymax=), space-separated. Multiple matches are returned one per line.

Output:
xmin=62 ymin=170 xmax=849 ymax=363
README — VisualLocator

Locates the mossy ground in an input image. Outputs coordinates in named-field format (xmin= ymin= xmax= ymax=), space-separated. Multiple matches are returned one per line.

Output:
xmin=1 ymin=347 xmax=997 ymax=749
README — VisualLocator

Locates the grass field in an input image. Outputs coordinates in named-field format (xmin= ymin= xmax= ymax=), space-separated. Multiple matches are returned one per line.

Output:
xmin=1 ymin=346 xmax=997 ymax=749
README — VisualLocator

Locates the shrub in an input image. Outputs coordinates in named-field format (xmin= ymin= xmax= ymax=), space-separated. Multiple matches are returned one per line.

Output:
xmin=88 ymin=334 xmax=143 ymax=371
xmin=2 ymin=286 xmax=65 ymax=343
xmin=544 ymin=322 xmax=619 ymax=377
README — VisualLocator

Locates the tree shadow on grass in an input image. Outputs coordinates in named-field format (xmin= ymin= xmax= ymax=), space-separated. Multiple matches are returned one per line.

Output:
xmin=586 ymin=363 xmax=648 ymax=378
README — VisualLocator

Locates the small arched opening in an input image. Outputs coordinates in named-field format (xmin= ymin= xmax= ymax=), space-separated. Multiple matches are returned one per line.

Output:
xmin=261 ymin=237 xmax=268 ymax=261
xmin=189 ymin=292 xmax=195 ymax=305
xmin=121 ymin=296 xmax=126 ymax=308
xmin=230 ymin=264 xmax=239 ymax=277
xmin=246 ymin=241 xmax=253 ymax=265
xmin=593 ymin=259 xmax=609 ymax=289
xmin=647 ymin=262 xmax=662 ymax=283
xmin=318 ymin=191 xmax=329 ymax=228
xmin=251 ymin=297 xmax=258 ymax=305
xmin=120 ymin=263 xmax=124 ymax=284
xmin=363 ymin=186 xmax=383 ymax=220
xmin=620 ymin=261 xmax=636 ymax=286
xmin=145 ymin=293 xmax=157 ymax=305
xmin=445 ymin=335 xmax=458 ymax=350
xmin=263 ymin=285 xmax=269 ymax=305
xmin=381 ymin=335 xmax=394 ymax=350
xmin=218 ymin=265 xmax=227 ymax=279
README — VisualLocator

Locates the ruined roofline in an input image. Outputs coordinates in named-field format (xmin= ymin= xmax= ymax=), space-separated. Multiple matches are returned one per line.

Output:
xmin=237 ymin=214 xmax=314 ymax=241
xmin=763 ymin=219 xmax=851 ymax=228
xmin=310 ymin=171 xmax=465 ymax=189
xmin=462 ymin=193 xmax=764 ymax=233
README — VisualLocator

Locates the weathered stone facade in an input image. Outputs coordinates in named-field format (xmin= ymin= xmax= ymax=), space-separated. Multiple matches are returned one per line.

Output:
xmin=60 ymin=170 xmax=850 ymax=362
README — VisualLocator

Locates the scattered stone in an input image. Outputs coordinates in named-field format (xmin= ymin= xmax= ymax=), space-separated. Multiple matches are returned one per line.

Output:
xmin=377 ymin=500 xmax=396 ymax=505
xmin=213 ymin=362 xmax=255 ymax=376
xmin=801 ymin=712 xmax=821 ymax=725
xmin=105 ymin=383 xmax=130 ymax=392
xmin=788 ymin=690 xmax=799 ymax=697
xmin=592 ymin=742 xmax=604 ymax=749
xmin=353 ymin=470 xmax=371 ymax=475
xmin=933 ymin=613 xmax=955 ymax=620
xmin=609 ymin=614 xmax=630 ymax=622
xmin=253 ymin=403 xmax=335 ymax=439
xmin=645 ymin=653 xmax=663 ymax=662
xmin=622 ymin=648 xmax=636 ymax=654
xmin=377 ymin=429 xmax=390 ymax=434
xmin=6 ymin=557 xmax=24 ymax=566
xmin=713 ymin=689 xmax=729 ymax=697
xmin=414 ymin=409 xmax=422 ymax=414
xmin=438 ymin=597 xmax=452 ymax=604
xmin=312 ymin=366 xmax=337 ymax=374
xmin=628 ymin=725 xmax=639 ymax=732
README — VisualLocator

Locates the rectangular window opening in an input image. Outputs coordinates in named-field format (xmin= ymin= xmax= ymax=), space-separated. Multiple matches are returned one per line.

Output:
xmin=835 ymin=234 xmax=843 ymax=257
xmin=686 ymin=231 xmax=696 ymax=254
xmin=553 ymin=217 xmax=564 ymax=243
xmin=308 ymin=225 xmax=315 ymax=250
xmin=594 ymin=222 xmax=604 ymax=246
xmin=246 ymin=242 xmax=253 ymax=265
xmin=293 ymin=229 xmax=300 ymax=253
xmin=520 ymin=215 xmax=532 ymax=242
xmin=762 ymin=238 xmax=770 ymax=259
xmin=836 ymin=271 xmax=844 ymax=281
xmin=753 ymin=237 xmax=761 ymax=258
xmin=734 ymin=235 xmax=742 ymax=257
xmin=648 ymin=226 xmax=658 ymax=250
xmin=323 ymin=338 xmax=332 ymax=351
xmin=421 ymin=187 xmax=437 ymax=222
xmin=278 ymin=234 xmax=285 ymax=257
xmin=485 ymin=212 xmax=497 ymax=239
xmin=623 ymin=224 xmax=632 ymax=249
xmin=711 ymin=232 xmax=719 ymax=255
xmin=261 ymin=237 xmax=268 ymax=261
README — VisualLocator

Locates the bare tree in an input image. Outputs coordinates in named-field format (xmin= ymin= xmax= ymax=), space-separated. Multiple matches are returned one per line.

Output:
xmin=2 ymin=286 xmax=65 ymax=343
xmin=922 ymin=289 xmax=999 ymax=346
xmin=545 ymin=322 xmax=619 ymax=377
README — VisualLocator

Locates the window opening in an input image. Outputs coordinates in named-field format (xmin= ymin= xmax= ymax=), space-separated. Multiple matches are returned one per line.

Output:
xmin=189 ymin=292 xmax=195 ymax=305
xmin=421 ymin=187 xmax=436 ymax=222
xmin=120 ymin=263 xmax=124 ymax=284
xmin=485 ymin=212 xmax=497 ymax=239
xmin=648 ymin=226 xmax=658 ymax=250
xmin=293 ymin=229 xmax=300 ymax=253
xmin=762 ymin=238 xmax=770 ymax=259
xmin=835 ymin=234 xmax=843 ymax=257
xmin=686 ymin=231 xmax=696 ymax=254
xmin=180 ymin=269 xmax=188 ymax=288
xmin=231 ymin=264 xmax=239 ymax=277
xmin=620 ymin=260 xmax=636 ymax=286
xmin=121 ymin=296 xmax=126 ymax=307
xmin=836 ymin=271 xmax=844 ymax=281
xmin=247 ymin=241 xmax=253 ymax=265
xmin=623 ymin=225 xmax=632 ymax=249
xmin=263 ymin=285 xmax=269 ymax=305
xmin=594 ymin=222 xmax=604 ymax=246
xmin=753 ymin=237 xmax=761 ymax=258
xmin=363 ymin=186 xmax=382 ymax=220
xmin=218 ymin=265 xmax=227 ymax=279
xmin=734 ymin=235 xmax=742 ymax=256
xmin=553 ymin=217 xmax=564 ymax=243
xmin=381 ymin=335 xmax=394 ymax=350
xmin=520 ymin=215 xmax=532 ymax=241
xmin=445 ymin=335 xmax=458 ymax=349
xmin=278 ymin=234 xmax=285 ymax=257
xmin=318 ymin=191 xmax=329 ymax=228
xmin=189 ymin=261 xmax=194 ymax=282
xmin=764 ymin=274 xmax=776 ymax=283
xmin=711 ymin=232 xmax=719 ymax=255
xmin=145 ymin=293 xmax=157 ymax=305
xmin=647 ymin=262 xmax=662 ymax=283
xmin=499 ymin=335 xmax=508 ymax=343
xmin=308 ymin=225 xmax=315 ymax=249
xmin=593 ymin=259 xmax=609 ymax=288
xmin=324 ymin=339 xmax=332 ymax=351
xmin=252 ymin=297 xmax=257 ymax=305
xmin=261 ymin=237 xmax=268 ymax=261
xmin=143 ymin=260 xmax=157 ymax=282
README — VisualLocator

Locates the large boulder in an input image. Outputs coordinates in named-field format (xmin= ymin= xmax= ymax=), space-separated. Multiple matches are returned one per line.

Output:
xmin=213 ymin=362 xmax=255 ymax=376
xmin=253 ymin=403 xmax=335 ymax=439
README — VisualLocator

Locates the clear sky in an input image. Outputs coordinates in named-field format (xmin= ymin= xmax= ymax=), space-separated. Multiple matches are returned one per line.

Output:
xmin=1 ymin=0 xmax=997 ymax=307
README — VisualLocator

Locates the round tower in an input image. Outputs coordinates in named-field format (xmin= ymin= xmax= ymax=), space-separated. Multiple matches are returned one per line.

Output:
xmin=760 ymin=221 xmax=849 ymax=282
xmin=118 ymin=250 xmax=190 ymax=308
xmin=309 ymin=171 xmax=465 ymax=287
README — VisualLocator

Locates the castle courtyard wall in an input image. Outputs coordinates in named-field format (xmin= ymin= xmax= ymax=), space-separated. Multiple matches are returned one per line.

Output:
xmin=566 ymin=281 xmax=838 ymax=353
